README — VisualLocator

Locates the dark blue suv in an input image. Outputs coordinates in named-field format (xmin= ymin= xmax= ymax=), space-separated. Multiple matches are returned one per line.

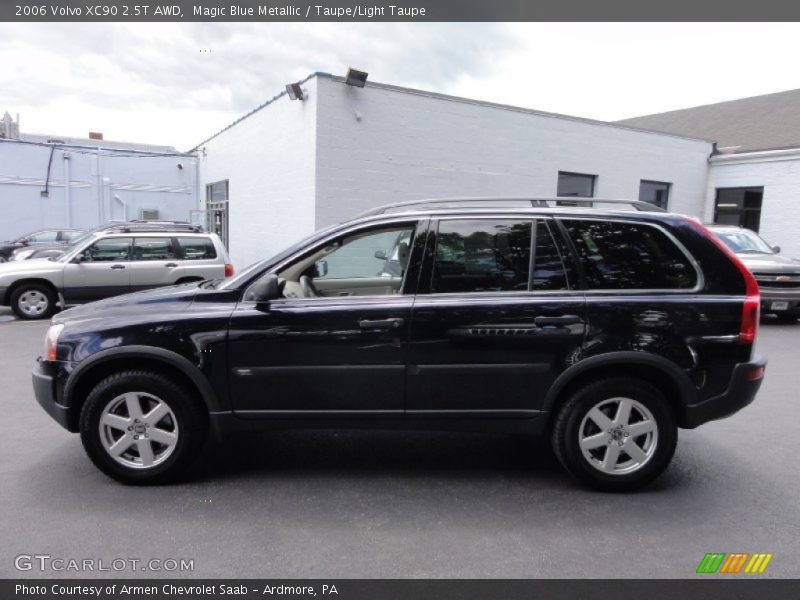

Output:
xmin=32 ymin=198 xmax=766 ymax=491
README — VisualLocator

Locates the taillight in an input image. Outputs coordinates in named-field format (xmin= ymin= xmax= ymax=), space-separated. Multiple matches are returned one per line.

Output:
xmin=682 ymin=218 xmax=760 ymax=344
xmin=224 ymin=263 xmax=234 ymax=278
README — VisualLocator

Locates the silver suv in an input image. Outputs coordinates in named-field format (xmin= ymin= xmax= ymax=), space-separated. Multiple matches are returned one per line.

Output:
xmin=0 ymin=230 xmax=232 ymax=319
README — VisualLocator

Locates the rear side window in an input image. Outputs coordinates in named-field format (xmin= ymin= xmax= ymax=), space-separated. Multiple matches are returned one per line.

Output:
xmin=433 ymin=219 xmax=531 ymax=293
xmin=562 ymin=220 xmax=697 ymax=290
xmin=133 ymin=237 xmax=176 ymax=261
xmin=177 ymin=237 xmax=217 ymax=260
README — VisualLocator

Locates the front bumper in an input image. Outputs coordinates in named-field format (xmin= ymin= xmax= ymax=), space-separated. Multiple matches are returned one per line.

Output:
xmin=683 ymin=356 xmax=767 ymax=428
xmin=759 ymin=287 xmax=800 ymax=313
xmin=32 ymin=360 xmax=78 ymax=432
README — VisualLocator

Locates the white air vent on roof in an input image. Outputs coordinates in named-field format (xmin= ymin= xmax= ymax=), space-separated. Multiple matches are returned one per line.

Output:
xmin=139 ymin=209 xmax=159 ymax=220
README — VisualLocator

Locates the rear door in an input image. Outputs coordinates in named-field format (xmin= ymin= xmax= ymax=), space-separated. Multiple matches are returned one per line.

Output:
xmin=62 ymin=236 xmax=132 ymax=302
xmin=128 ymin=236 xmax=180 ymax=292
xmin=406 ymin=217 xmax=587 ymax=417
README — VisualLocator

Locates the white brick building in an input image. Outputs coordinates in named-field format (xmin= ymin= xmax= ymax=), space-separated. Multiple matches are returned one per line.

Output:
xmin=197 ymin=73 xmax=714 ymax=268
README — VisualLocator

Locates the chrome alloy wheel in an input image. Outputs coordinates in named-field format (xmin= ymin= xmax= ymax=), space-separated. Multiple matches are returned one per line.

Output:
xmin=99 ymin=392 xmax=179 ymax=469
xmin=17 ymin=290 xmax=49 ymax=316
xmin=578 ymin=397 xmax=658 ymax=476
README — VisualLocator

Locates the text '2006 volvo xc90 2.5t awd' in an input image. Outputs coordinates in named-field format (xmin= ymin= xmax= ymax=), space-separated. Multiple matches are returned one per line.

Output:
xmin=32 ymin=198 xmax=766 ymax=491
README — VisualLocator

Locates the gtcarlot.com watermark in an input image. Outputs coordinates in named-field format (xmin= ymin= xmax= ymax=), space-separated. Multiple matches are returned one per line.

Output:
xmin=15 ymin=554 xmax=194 ymax=573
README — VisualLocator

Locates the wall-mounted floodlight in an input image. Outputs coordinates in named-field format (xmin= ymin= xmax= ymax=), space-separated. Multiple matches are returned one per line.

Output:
xmin=345 ymin=68 xmax=368 ymax=88
xmin=286 ymin=83 xmax=305 ymax=101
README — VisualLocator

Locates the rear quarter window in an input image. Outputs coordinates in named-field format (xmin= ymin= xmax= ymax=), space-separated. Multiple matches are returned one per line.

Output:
xmin=177 ymin=237 xmax=217 ymax=260
xmin=561 ymin=219 xmax=697 ymax=290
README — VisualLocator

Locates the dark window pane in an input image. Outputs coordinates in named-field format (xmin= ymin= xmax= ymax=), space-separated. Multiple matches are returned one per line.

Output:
xmin=562 ymin=220 xmax=696 ymax=290
xmin=532 ymin=222 xmax=568 ymax=291
xmin=177 ymin=237 xmax=217 ymax=260
xmin=639 ymin=180 xmax=671 ymax=210
xmin=433 ymin=220 xmax=532 ymax=294
xmin=83 ymin=237 xmax=132 ymax=262
xmin=132 ymin=237 xmax=175 ymax=261
xmin=206 ymin=180 xmax=228 ymax=202
xmin=714 ymin=187 xmax=763 ymax=232
xmin=557 ymin=171 xmax=596 ymax=198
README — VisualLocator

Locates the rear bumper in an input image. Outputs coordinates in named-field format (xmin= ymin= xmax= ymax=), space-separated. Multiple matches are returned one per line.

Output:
xmin=32 ymin=360 xmax=77 ymax=432
xmin=683 ymin=356 xmax=766 ymax=428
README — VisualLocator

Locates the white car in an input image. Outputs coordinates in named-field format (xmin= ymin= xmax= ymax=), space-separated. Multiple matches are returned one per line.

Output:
xmin=0 ymin=230 xmax=232 ymax=319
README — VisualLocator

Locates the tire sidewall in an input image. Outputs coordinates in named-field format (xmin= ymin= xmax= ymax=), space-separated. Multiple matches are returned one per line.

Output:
xmin=11 ymin=284 xmax=55 ymax=320
xmin=557 ymin=379 xmax=677 ymax=492
xmin=80 ymin=372 xmax=206 ymax=484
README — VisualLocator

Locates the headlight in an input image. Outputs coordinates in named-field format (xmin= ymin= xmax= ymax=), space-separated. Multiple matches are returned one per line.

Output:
xmin=43 ymin=324 xmax=64 ymax=361
xmin=13 ymin=249 xmax=35 ymax=261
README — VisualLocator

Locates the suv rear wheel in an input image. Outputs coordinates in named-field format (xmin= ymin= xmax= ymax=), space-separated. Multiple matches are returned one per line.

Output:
xmin=551 ymin=377 xmax=677 ymax=492
xmin=79 ymin=371 xmax=208 ymax=484
xmin=10 ymin=283 xmax=56 ymax=320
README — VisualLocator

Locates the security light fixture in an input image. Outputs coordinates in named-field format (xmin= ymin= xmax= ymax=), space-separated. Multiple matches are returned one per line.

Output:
xmin=345 ymin=68 xmax=368 ymax=88
xmin=286 ymin=83 xmax=304 ymax=101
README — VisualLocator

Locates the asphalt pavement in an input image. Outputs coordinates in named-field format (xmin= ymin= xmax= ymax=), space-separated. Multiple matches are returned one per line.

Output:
xmin=1 ymin=306 xmax=798 ymax=578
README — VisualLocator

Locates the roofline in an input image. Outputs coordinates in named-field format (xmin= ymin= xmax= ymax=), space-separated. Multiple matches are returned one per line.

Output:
xmin=0 ymin=137 xmax=194 ymax=157
xmin=192 ymin=71 xmax=714 ymax=151
xmin=191 ymin=71 xmax=330 ymax=150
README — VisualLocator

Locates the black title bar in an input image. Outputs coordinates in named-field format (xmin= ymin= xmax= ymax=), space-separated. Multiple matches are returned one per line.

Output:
xmin=4 ymin=0 xmax=800 ymax=21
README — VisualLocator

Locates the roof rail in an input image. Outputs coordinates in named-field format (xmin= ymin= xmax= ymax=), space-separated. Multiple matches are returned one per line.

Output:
xmin=356 ymin=197 xmax=666 ymax=218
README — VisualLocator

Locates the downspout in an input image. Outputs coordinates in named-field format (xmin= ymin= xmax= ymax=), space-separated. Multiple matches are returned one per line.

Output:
xmin=114 ymin=194 xmax=127 ymax=220
xmin=63 ymin=152 xmax=72 ymax=226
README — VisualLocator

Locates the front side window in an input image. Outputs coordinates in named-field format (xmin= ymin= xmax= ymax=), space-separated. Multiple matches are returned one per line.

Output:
xmin=132 ymin=237 xmax=176 ymax=261
xmin=81 ymin=237 xmax=132 ymax=262
xmin=61 ymin=230 xmax=84 ymax=242
xmin=562 ymin=220 xmax=697 ymax=290
xmin=28 ymin=231 xmax=59 ymax=243
xmin=276 ymin=224 xmax=416 ymax=299
xmin=432 ymin=219 xmax=531 ymax=294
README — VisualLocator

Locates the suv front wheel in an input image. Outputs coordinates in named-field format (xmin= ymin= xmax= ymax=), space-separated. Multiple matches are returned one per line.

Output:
xmin=79 ymin=371 xmax=208 ymax=484
xmin=10 ymin=283 xmax=56 ymax=320
xmin=551 ymin=377 xmax=677 ymax=492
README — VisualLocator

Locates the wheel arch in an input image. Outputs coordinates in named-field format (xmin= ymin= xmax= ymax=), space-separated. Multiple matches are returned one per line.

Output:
xmin=64 ymin=346 xmax=221 ymax=420
xmin=543 ymin=352 xmax=698 ymax=429
xmin=4 ymin=278 xmax=59 ymax=305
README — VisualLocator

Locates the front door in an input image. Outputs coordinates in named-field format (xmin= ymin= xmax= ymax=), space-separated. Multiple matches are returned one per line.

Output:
xmin=407 ymin=218 xmax=586 ymax=417
xmin=62 ymin=236 xmax=132 ymax=303
xmin=227 ymin=220 xmax=425 ymax=417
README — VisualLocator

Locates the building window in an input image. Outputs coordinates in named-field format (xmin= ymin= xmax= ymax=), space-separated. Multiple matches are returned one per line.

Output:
xmin=206 ymin=180 xmax=229 ymax=202
xmin=639 ymin=180 xmax=671 ymax=210
xmin=714 ymin=187 xmax=763 ymax=232
xmin=557 ymin=171 xmax=596 ymax=206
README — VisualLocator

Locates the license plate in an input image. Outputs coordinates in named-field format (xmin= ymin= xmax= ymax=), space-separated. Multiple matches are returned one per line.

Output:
xmin=771 ymin=301 xmax=789 ymax=311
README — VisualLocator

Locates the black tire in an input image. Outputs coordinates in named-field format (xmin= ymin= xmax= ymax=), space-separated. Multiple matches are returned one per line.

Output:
xmin=79 ymin=370 xmax=208 ymax=485
xmin=10 ymin=283 xmax=56 ymax=320
xmin=551 ymin=377 xmax=677 ymax=492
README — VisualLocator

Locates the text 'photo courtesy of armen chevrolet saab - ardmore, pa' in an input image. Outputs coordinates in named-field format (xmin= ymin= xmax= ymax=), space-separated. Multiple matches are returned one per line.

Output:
xmin=1 ymin=8 xmax=800 ymax=600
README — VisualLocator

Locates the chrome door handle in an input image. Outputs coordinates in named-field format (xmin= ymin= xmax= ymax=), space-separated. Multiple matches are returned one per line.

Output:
xmin=110 ymin=264 xmax=126 ymax=270
xmin=359 ymin=318 xmax=405 ymax=329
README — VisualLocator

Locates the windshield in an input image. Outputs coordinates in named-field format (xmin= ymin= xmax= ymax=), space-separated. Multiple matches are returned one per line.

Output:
xmin=714 ymin=229 xmax=774 ymax=254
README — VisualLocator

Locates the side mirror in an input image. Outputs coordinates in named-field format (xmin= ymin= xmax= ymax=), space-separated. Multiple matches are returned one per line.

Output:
xmin=247 ymin=274 xmax=281 ymax=302
xmin=314 ymin=260 xmax=328 ymax=278
xmin=772 ymin=245 xmax=781 ymax=254
xmin=71 ymin=253 xmax=84 ymax=264
xmin=374 ymin=250 xmax=387 ymax=260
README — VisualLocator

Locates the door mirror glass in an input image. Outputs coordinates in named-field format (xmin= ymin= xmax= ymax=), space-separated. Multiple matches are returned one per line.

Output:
xmin=314 ymin=260 xmax=328 ymax=278
xmin=247 ymin=274 xmax=281 ymax=302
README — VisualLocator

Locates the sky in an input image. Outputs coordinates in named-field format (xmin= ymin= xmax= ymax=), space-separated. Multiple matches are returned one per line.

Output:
xmin=2 ymin=22 xmax=800 ymax=151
